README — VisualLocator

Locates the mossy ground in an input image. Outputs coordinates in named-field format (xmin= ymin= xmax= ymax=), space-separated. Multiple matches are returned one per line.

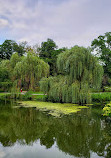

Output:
xmin=18 ymin=101 xmax=88 ymax=117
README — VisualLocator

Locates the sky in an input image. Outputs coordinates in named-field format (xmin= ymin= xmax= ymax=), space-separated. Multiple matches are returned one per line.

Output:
xmin=0 ymin=0 xmax=111 ymax=48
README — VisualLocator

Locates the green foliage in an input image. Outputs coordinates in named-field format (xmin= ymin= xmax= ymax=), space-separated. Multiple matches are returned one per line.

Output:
xmin=91 ymin=32 xmax=111 ymax=78
xmin=33 ymin=94 xmax=47 ymax=101
xmin=0 ymin=40 xmax=26 ymax=60
xmin=39 ymin=38 xmax=57 ymax=58
xmin=0 ymin=60 xmax=12 ymax=91
xmin=13 ymin=52 xmax=49 ymax=90
xmin=0 ymin=82 xmax=12 ymax=92
xmin=0 ymin=50 xmax=49 ymax=92
xmin=104 ymin=86 xmax=111 ymax=92
xmin=0 ymin=67 xmax=10 ymax=82
xmin=11 ymin=81 xmax=20 ymax=99
xmin=0 ymin=92 xmax=10 ymax=98
xmin=10 ymin=52 xmax=21 ymax=68
xmin=40 ymin=46 xmax=103 ymax=104
xmin=91 ymin=92 xmax=111 ymax=102
xmin=23 ymin=91 xmax=33 ymax=100
xmin=103 ymin=103 xmax=111 ymax=117
xmin=39 ymin=38 xmax=66 ymax=75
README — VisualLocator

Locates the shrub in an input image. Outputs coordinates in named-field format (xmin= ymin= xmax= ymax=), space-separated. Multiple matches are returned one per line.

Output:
xmin=103 ymin=103 xmax=111 ymax=117
xmin=91 ymin=92 xmax=111 ymax=102
xmin=33 ymin=94 xmax=47 ymax=101
xmin=104 ymin=87 xmax=111 ymax=92
xmin=23 ymin=91 xmax=33 ymax=100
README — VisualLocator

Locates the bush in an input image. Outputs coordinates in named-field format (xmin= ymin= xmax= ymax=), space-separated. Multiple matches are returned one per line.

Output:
xmin=23 ymin=91 xmax=33 ymax=100
xmin=0 ymin=81 xmax=12 ymax=92
xmin=33 ymin=94 xmax=47 ymax=101
xmin=104 ymin=87 xmax=111 ymax=92
xmin=91 ymin=92 xmax=111 ymax=102
xmin=103 ymin=103 xmax=111 ymax=117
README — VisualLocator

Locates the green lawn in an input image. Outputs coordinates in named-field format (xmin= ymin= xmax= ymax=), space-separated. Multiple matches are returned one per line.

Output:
xmin=0 ymin=93 xmax=10 ymax=96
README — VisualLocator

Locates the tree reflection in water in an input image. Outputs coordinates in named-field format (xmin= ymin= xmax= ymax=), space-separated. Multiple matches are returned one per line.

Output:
xmin=0 ymin=100 xmax=111 ymax=158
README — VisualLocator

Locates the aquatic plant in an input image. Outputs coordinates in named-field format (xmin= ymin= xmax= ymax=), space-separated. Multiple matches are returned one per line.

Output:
xmin=19 ymin=101 xmax=88 ymax=117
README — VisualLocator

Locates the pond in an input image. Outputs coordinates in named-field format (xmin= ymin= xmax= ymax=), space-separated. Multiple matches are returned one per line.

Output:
xmin=0 ymin=100 xmax=111 ymax=158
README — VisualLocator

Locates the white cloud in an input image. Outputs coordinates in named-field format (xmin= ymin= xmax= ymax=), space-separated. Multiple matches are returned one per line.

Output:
xmin=0 ymin=150 xmax=6 ymax=158
xmin=0 ymin=0 xmax=111 ymax=47
xmin=0 ymin=18 xmax=9 ymax=28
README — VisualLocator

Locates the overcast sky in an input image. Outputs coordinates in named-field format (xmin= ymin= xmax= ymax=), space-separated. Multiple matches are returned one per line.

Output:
xmin=0 ymin=0 xmax=111 ymax=48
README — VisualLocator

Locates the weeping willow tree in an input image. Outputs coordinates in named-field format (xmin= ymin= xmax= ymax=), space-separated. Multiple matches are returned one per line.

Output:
xmin=40 ymin=46 xmax=103 ymax=104
xmin=12 ymin=52 xmax=49 ymax=90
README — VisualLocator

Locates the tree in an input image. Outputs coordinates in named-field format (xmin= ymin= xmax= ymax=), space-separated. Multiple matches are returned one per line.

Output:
xmin=38 ymin=38 xmax=66 ymax=75
xmin=91 ymin=32 xmax=111 ymax=78
xmin=0 ymin=40 xmax=26 ymax=60
xmin=40 ymin=46 xmax=103 ymax=104
xmin=10 ymin=52 xmax=21 ymax=68
xmin=0 ymin=60 xmax=12 ymax=91
xmin=13 ymin=51 xmax=49 ymax=90
xmin=39 ymin=38 xmax=57 ymax=58
xmin=0 ymin=50 xmax=49 ymax=91
xmin=14 ymin=41 xmax=28 ymax=56
xmin=0 ymin=40 xmax=16 ymax=59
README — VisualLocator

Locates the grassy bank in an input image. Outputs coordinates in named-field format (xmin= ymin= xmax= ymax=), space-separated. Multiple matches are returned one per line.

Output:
xmin=1 ymin=91 xmax=111 ymax=103
xmin=0 ymin=93 xmax=11 ymax=98
xmin=91 ymin=92 xmax=111 ymax=103
xmin=0 ymin=91 xmax=46 ymax=101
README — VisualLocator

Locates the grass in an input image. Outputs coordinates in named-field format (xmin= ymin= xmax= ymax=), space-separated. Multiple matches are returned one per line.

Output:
xmin=20 ymin=91 xmax=46 ymax=101
xmin=91 ymin=92 xmax=111 ymax=102
xmin=0 ymin=93 xmax=6 ymax=96
xmin=32 ymin=95 xmax=46 ymax=101
xmin=32 ymin=91 xmax=44 ymax=94
xmin=0 ymin=93 xmax=11 ymax=100
xmin=18 ymin=101 xmax=88 ymax=117
xmin=0 ymin=92 xmax=10 ymax=96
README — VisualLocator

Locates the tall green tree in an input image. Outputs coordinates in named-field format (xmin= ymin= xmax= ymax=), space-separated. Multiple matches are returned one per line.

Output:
xmin=39 ymin=38 xmax=66 ymax=75
xmin=13 ymin=51 xmax=49 ymax=90
xmin=39 ymin=38 xmax=57 ymax=59
xmin=14 ymin=41 xmax=28 ymax=56
xmin=91 ymin=32 xmax=111 ymax=78
xmin=0 ymin=60 xmax=12 ymax=91
xmin=40 ymin=46 xmax=103 ymax=104
xmin=0 ymin=40 xmax=16 ymax=59
xmin=0 ymin=51 xmax=49 ymax=91
xmin=0 ymin=40 xmax=26 ymax=60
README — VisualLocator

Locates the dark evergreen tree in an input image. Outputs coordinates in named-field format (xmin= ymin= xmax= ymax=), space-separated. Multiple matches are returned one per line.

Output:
xmin=39 ymin=38 xmax=66 ymax=75
xmin=0 ymin=40 xmax=26 ymax=60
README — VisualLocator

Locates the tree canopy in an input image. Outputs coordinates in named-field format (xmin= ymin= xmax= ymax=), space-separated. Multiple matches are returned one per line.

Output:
xmin=0 ymin=40 xmax=26 ymax=60
xmin=40 ymin=46 xmax=103 ymax=104
xmin=0 ymin=51 xmax=49 ymax=91
xmin=91 ymin=32 xmax=111 ymax=78
xmin=38 ymin=38 xmax=66 ymax=75
xmin=13 ymin=52 xmax=49 ymax=90
xmin=0 ymin=60 xmax=12 ymax=91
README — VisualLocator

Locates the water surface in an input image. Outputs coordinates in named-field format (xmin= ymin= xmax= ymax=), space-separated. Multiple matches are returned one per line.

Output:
xmin=0 ymin=100 xmax=111 ymax=158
